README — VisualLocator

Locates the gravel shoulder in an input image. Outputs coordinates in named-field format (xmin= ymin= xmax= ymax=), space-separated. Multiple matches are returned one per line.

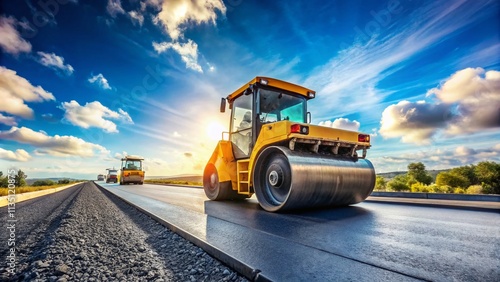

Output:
xmin=0 ymin=181 xmax=247 ymax=282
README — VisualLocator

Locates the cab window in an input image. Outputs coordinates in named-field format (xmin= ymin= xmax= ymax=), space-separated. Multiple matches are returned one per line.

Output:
xmin=230 ymin=93 xmax=253 ymax=158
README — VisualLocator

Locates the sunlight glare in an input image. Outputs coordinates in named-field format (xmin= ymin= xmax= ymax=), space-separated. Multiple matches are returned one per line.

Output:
xmin=206 ymin=122 xmax=226 ymax=141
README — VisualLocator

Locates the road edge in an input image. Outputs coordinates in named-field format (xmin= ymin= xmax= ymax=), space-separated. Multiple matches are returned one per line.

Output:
xmin=145 ymin=183 xmax=500 ymax=202
xmin=0 ymin=182 xmax=84 ymax=207
xmin=94 ymin=182 xmax=272 ymax=282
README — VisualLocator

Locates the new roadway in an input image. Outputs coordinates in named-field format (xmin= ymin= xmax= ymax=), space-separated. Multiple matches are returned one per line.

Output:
xmin=97 ymin=182 xmax=500 ymax=282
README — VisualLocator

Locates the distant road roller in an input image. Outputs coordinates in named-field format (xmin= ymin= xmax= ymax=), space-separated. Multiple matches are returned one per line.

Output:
xmin=119 ymin=155 xmax=145 ymax=185
xmin=204 ymin=77 xmax=375 ymax=212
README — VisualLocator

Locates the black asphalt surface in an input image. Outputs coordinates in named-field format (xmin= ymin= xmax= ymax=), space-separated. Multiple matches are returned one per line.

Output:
xmin=0 ymin=182 xmax=246 ymax=281
xmin=0 ymin=184 xmax=84 ymax=274
xmin=100 ymin=182 xmax=500 ymax=282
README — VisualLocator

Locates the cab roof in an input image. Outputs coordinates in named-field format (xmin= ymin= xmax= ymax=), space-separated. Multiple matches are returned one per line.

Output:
xmin=226 ymin=77 xmax=316 ymax=102
xmin=121 ymin=155 xmax=144 ymax=161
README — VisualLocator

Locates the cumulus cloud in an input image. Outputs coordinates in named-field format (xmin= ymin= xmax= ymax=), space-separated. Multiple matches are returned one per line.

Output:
xmin=0 ymin=148 xmax=31 ymax=162
xmin=37 ymin=52 xmax=74 ymax=76
xmin=304 ymin=1 xmax=493 ymax=120
xmin=88 ymin=73 xmax=112 ymax=90
xmin=428 ymin=67 xmax=500 ymax=134
xmin=380 ymin=101 xmax=453 ymax=144
xmin=107 ymin=0 xmax=125 ymax=18
xmin=150 ymin=0 xmax=225 ymax=73
xmin=0 ymin=127 xmax=108 ymax=157
xmin=0 ymin=113 xmax=17 ymax=126
xmin=373 ymin=144 xmax=500 ymax=171
xmin=114 ymin=151 xmax=128 ymax=160
xmin=153 ymin=40 xmax=202 ymax=72
xmin=153 ymin=0 xmax=226 ymax=41
xmin=60 ymin=100 xmax=133 ymax=133
xmin=0 ymin=66 xmax=55 ymax=119
xmin=380 ymin=68 xmax=500 ymax=144
xmin=318 ymin=118 xmax=360 ymax=131
xmin=0 ymin=16 xmax=32 ymax=55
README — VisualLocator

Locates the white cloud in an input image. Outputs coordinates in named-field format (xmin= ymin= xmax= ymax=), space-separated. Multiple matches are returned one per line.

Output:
xmin=88 ymin=73 xmax=112 ymax=90
xmin=0 ymin=148 xmax=31 ymax=162
xmin=0 ymin=66 xmax=55 ymax=119
xmin=153 ymin=40 xmax=202 ymax=72
xmin=114 ymin=151 xmax=128 ymax=160
xmin=0 ymin=113 xmax=17 ymax=126
xmin=372 ymin=144 xmax=500 ymax=172
xmin=107 ymin=0 xmax=125 ymax=18
xmin=144 ymin=0 xmax=163 ymax=10
xmin=380 ymin=68 xmax=500 ymax=144
xmin=0 ymin=127 xmax=108 ymax=157
xmin=207 ymin=64 xmax=215 ymax=72
xmin=0 ymin=16 xmax=32 ymax=55
xmin=128 ymin=10 xmax=144 ymax=26
xmin=428 ymin=67 xmax=500 ymax=134
xmin=379 ymin=100 xmax=453 ymax=144
xmin=454 ymin=146 xmax=475 ymax=157
xmin=304 ymin=0 xmax=494 ymax=119
xmin=153 ymin=0 xmax=226 ymax=41
xmin=37 ymin=52 xmax=74 ymax=76
xmin=318 ymin=118 xmax=360 ymax=131
xmin=60 ymin=100 xmax=133 ymax=133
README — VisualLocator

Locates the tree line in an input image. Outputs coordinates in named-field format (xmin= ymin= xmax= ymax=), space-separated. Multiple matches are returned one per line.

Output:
xmin=375 ymin=161 xmax=500 ymax=194
xmin=0 ymin=169 xmax=71 ymax=188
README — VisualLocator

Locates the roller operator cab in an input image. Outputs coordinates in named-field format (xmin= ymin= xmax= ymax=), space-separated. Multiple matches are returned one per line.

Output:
xmin=119 ymin=156 xmax=145 ymax=185
xmin=204 ymin=77 xmax=375 ymax=212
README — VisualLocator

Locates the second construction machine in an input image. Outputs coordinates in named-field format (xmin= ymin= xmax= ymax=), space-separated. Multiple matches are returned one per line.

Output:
xmin=204 ymin=77 xmax=375 ymax=212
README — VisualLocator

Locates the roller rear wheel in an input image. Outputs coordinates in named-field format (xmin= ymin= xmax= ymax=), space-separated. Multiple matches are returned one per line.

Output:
xmin=203 ymin=164 xmax=246 ymax=200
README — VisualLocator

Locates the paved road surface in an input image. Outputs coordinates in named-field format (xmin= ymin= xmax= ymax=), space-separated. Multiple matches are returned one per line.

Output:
xmin=100 ymin=182 xmax=500 ymax=281
xmin=0 ymin=182 xmax=246 ymax=281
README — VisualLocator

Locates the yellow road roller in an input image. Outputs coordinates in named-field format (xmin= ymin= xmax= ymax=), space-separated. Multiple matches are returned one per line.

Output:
xmin=204 ymin=77 xmax=375 ymax=212
xmin=119 ymin=155 xmax=145 ymax=185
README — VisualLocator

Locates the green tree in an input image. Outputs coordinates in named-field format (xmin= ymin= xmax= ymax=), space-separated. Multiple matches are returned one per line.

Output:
xmin=375 ymin=176 xmax=387 ymax=191
xmin=450 ymin=165 xmax=477 ymax=185
xmin=474 ymin=161 xmax=500 ymax=194
xmin=429 ymin=184 xmax=448 ymax=193
xmin=411 ymin=182 xmax=429 ymax=193
xmin=33 ymin=180 xmax=56 ymax=186
xmin=407 ymin=162 xmax=433 ymax=185
xmin=58 ymin=179 xmax=70 ymax=184
xmin=0 ymin=171 xmax=6 ymax=188
xmin=466 ymin=185 xmax=482 ymax=194
xmin=387 ymin=174 xmax=410 ymax=192
xmin=436 ymin=171 xmax=469 ymax=188
xmin=14 ymin=169 xmax=27 ymax=187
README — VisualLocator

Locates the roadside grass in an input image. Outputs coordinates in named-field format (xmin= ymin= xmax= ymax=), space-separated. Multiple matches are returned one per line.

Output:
xmin=0 ymin=183 xmax=79 ymax=196
xmin=145 ymin=179 xmax=202 ymax=187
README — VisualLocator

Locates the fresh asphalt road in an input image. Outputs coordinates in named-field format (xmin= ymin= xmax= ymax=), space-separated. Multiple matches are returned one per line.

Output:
xmin=99 ymin=182 xmax=500 ymax=281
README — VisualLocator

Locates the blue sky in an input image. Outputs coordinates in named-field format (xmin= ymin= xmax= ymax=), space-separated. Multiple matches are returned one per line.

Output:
xmin=0 ymin=0 xmax=499 ymax=179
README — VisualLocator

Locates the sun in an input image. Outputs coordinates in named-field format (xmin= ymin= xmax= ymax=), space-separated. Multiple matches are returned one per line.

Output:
xmin=206 ymin=121 xmax=227 ymax=141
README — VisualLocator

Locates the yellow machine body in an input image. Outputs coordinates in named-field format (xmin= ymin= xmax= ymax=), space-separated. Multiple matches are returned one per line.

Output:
xmin=120 ymin=155 xmax=145 ymax=185
xmin=204 ymin=77 xmax=375 ymax=211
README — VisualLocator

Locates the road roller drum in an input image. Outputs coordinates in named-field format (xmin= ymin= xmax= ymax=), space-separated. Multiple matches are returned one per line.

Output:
xmin=253 ymin=146 xmax=375 ymax=212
